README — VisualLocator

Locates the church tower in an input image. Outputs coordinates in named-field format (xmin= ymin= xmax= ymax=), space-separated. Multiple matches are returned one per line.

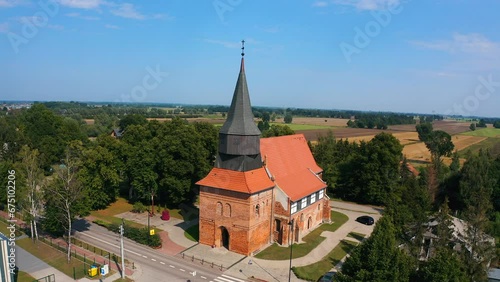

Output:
xmin=215 ymin=40 xmax=262 ymax=171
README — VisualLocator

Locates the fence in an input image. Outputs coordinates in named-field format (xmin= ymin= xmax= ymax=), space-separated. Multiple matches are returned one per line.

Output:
xmin=180 ymin=252 xmax=225 ymax=271
xmin=33 ymin=274 xmax=55 ymax=282
xmin=38 ymin=237 xmax=123 ymax=280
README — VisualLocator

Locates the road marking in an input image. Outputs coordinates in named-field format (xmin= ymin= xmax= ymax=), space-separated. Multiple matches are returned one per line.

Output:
xmin=142 ymin=255 xmax=147 ymax=258
xmin=169 ymin=265 xmax=175 ymax=268
xmin=160 ymin=261 xmax=165 ymax=265
xmin=77 ymin=232 xmax=142 ymax=256
xmin=214 ymin=277 xmax=234 ymax=282
xmin=201 ymin=276 xmax=206 ymax=279
xmin=180 ymin=268 xmax=185 ymax=272
xmin=151 ymin=258 xmax=156 ymax=261
xmin=222 ymin=274 xmax=246 ymax=282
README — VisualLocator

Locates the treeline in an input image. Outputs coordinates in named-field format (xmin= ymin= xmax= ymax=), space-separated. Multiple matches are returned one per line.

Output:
xmin=0 ymin=104 xmax=218 ymax=257
xmin=11 ymin=102 xmax=429 ymax=127
xmin=313 ymin=130 xmax=500 ymax=281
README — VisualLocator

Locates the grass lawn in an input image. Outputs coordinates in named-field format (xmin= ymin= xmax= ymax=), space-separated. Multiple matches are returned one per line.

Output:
xmin=90 ymin=198 xmax=145 ymax=229
xmin=458 ymin=137 xmax=500 ymax=157
xmin=462 ymin=128 xmax=500 ymax=137
xmin=16 ymin=270 xmax=36 ymax=282
xmin=16 ymin=238 xmax=86 ymax=279
xmin=255 ymin=211 xmax=348 ymax=260
xmin=346 ymin=232 xmax=365 ymax=241
xmin=292 ymin=240 xmax=358 ymax=281
xmin=269 ymin=123 xmax=331 ymax=131
xmin=184 ymin=224 xmax=199 ymax=242
xmin=0 ymin=221 xmax=23 ymax=237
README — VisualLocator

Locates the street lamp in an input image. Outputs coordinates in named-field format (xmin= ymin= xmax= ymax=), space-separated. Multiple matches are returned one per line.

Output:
xmin=288 ymin=219 xmax=294 ymax=282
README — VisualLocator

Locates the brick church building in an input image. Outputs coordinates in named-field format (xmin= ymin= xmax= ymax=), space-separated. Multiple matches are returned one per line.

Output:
xmin=197 ymin=47 xmax=331 ymax=256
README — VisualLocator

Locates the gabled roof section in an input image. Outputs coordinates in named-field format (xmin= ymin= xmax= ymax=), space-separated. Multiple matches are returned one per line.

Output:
xmin=196 ymin=167 xmax=274 ymax=194
xmin=261 ymin=134 xmax=326 ymax=201
xmin=219 ymin=58 xmax=261 ymax=136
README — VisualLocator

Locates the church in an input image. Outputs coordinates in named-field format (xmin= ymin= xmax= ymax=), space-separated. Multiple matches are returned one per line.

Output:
xmin=197 ymin=44 xmax=331 ymax=256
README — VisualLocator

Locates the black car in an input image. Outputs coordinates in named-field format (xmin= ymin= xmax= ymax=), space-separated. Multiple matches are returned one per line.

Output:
xmin=356 ymin=215 xmax=374 ymax=225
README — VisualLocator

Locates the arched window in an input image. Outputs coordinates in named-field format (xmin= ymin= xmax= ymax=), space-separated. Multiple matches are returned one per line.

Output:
xmin=216 ymin=202 xmax=222 ymax=216
xmin=224 ymin=203 xmax=231 ymax=217
xmin=255 ymin=204 xmax=260 ymax=217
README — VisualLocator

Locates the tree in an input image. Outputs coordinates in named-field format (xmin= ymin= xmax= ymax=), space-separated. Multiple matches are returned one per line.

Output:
xmin=494 ymin=121 xmax=500 ymax=129
xmin=79 ymin=143 xmax=121 ymax=210
xmin=416 ymin=122 xmax=433 ymax=142
xmin=337 ymin=216 xmax=413 ymax=282
xmin=424 ymin=130 xmax=454 ymax=162
xmin=459 ymin=151 xmax=496 ymax=281
xmin=45 ymin=143 xmax=88 ymax=263
xmin=261 ymin=125 xmax=294 ymax=138
xmin=118 ymin=114 xmax=147 ymax=131
xmin=469 ymin=123 xmax=476 ymax=131
xmin=336 ymin=133 xmax=403 ymax=205
xmin=18 ymin=146 xmax=44 ymax=241
xmin=477 ymin=119 xmax=487 ymax=128
xmin=262 ymin=112 xmax=270 ymax=123
xmin=414 ymin=249 xmax=468 ymax=282
xmin=284 ymin=113 xmax=293 ymax=124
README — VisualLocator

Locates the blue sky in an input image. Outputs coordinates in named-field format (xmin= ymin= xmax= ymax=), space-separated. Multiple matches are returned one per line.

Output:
xmin=1 ymin=0 xmax=499 ymax=117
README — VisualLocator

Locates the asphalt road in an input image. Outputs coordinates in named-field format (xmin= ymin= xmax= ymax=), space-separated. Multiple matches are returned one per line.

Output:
xmin=73 ymin=221 xmax=246 ymax=282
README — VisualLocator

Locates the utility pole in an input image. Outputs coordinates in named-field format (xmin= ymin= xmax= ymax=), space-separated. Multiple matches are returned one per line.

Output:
xmin=288 ymin=218 xmax=294 ymax=282
xmin=120 ymin=220 xmax=126 ymax=279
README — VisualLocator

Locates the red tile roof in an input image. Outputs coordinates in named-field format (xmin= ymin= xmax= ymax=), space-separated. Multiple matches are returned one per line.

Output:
xmin=196 ymin=167 xmax=274 ymax=194
xmin=261 ymin=134 xmax=326 ymax=201
xmin=197 ymin=134 xmax=326 ymax=200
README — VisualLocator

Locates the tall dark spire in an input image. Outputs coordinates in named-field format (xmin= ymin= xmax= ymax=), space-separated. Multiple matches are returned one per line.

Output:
xmin=216 ymin=41 xmax=262 ymax=172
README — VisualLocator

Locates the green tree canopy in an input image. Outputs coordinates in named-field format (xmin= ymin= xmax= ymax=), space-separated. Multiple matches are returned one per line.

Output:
xmin=337 ymin=216 xmax=413 ymax=282
xmin=416 ymin=122 xmax=433 ymax=142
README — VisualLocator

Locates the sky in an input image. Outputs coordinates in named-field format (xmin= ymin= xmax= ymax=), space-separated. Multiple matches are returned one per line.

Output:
xmin=1 ymin=0 xmax=499 ymax=117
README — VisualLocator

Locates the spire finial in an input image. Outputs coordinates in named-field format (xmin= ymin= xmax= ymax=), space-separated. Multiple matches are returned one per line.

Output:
xmin=241 ymin=40 xmax=245 ymax=57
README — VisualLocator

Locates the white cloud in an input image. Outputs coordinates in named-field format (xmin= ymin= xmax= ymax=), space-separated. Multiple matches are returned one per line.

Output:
xmin=111 ymin=3 xmax=144 ymax=20
xmin=57 ymin=0 xmax=104 ymax=9
xmin=0 ymin=22 xmax=8 ymax=33
xmin=105 ymin=24 xmax=119 ymax=29
xmin=332 ymin=0 xmax=400 ymax=11
xmin=411 ymin=33 xmax=499 ymax=55
xmin=65 ymin=12 xmax=100 ymax=20
xmin=0 ymin=0 xmax=26 ymax=8
xmin=312 ymin=1 xmax=329 ymax=7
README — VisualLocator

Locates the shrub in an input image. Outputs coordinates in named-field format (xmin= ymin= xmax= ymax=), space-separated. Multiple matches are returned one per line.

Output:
xmin=132 ymin=202 xmax=146 ymax=213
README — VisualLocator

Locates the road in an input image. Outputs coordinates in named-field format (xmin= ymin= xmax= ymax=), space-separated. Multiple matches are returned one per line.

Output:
xmin=73 ymin=221 xmax=246 ymax=282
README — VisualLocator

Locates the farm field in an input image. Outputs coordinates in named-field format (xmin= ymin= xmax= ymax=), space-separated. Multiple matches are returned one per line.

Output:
xmin=432 ymin=120 xmax=472 ymax=135
xmin=347 ymin=132 xmax=420 ymax=145
xmin=458 ymin=137 xmax=500 ymax=157
xmin=403 ymin=135 xmax=486 ymax=163
xmin=277 ymin=117 xmax=349 ymax=127
xmin=462 ymin=128 xmax=500 ymax=137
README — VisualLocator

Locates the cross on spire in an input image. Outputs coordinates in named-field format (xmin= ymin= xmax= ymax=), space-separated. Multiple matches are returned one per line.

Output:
xmin=241 ymin=40 xmax=245 ymax=57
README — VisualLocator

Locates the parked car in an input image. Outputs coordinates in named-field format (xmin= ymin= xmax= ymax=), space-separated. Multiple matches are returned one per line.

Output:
xmin=356 ymin=215 xmax=374 ymax=225
xmin=319 ymin=271 xmax=336 ymax=282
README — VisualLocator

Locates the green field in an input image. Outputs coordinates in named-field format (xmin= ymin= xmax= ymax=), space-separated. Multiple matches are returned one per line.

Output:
xmin=255 ymin=211 xmax=348 ymax=260
xmin=458 ymin=137 xmax=500 ymax=157
xmin=462 ymin=128 xmax=500 ymax=137
xmin=292 ymin=240 xmax=357 ymax=281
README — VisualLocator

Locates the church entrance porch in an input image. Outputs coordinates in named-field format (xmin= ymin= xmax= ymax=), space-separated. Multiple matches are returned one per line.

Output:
xmin=217 ymin=226 xmax=230 ymax=249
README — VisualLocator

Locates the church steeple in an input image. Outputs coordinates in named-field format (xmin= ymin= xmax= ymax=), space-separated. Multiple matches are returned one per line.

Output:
xmin=216 ymin=41 xmax=263 ymax=172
